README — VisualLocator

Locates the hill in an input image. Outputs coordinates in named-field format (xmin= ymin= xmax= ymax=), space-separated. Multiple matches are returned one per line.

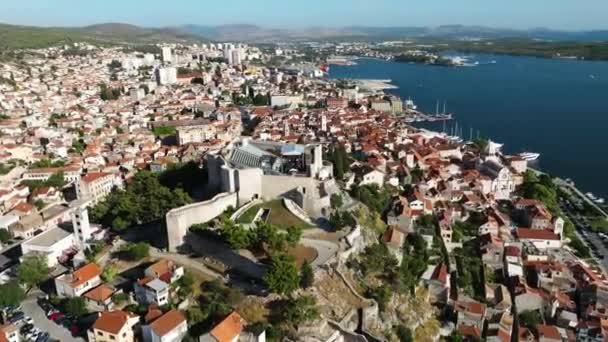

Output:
xmin=181 ymin=24 xmax=608 ymax=42
xmin=0 ymin=22 xmax=204 ymax=49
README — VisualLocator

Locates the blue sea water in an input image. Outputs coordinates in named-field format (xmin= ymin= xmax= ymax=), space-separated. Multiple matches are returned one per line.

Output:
xmin=328 ymin=55 xmax=608 ymax=199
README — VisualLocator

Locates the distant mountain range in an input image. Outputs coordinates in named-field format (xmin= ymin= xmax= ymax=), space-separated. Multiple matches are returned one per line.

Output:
xmin=1 ymin=22 xmax=607 ymax=50
xmin=180 ymin=24 xmax=608 ymax=42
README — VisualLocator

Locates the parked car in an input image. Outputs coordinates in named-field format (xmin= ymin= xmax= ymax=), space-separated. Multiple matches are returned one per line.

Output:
xmin=48 ymin=312 xmax=63 ymax=321
xmin=36 ymin=332 xmax=50 ymax=342
xmin=20 ymin=323 xmax=34 ymax=334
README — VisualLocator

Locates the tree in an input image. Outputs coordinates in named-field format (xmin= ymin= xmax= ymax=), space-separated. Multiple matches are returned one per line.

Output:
xmin=367 ymin=285 xmax=392 ymax=312
xmin=519 ymin=310 xmax=543 ymax=328
xmin=221 ymin=221 xmax=254 ymax=250
xmin=253 ymin=94 xmax=269 ymax=106
xmin=65 ymin=297 xmax=88 ymax=317
xmin=280 ymin=295 xmax=320 ymax=328
xmin=101 ymin=264 xmax=119 ymax=282
xmin=285 ymin=225 xmax=303 ymax=247
xmin=178 ymin=272 xmax=196 ymax=296
xmin=300 ymin=261 xmax=314 ymax=289
xmin=0 ymin=228 xmax=11 ymax=243
xmin=395 ymin=325 xmax=414 ymax=342
xmin=0 ymin=281 xmax=25 ymax=307
xmin=264 ymin=254 xmax=300 ymax=296
xmin=330 ymin=193 xmax=343 ymax=210
xmin=237 ymin=297 xmax=268 ymax=324
xmin=112 ymin=293 xmax=128 ymax=305
xmin=46 ymin=171 xmax=66 ymax=188
xmin=17 ymin=255 xmax=49 ymax=290
xmin=122 ymin=242 xmax=150 ymax=261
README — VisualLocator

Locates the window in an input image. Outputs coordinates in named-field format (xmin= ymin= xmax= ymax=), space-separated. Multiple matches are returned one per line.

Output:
xmin=97 ymin=331 xmax=103 ymax=336
xmin=110 ymin=335 xmax=116 ymax=340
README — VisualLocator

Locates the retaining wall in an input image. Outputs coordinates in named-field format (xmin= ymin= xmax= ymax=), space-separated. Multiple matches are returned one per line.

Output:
xmin=166 ymin=192 xmax=237 ymax=251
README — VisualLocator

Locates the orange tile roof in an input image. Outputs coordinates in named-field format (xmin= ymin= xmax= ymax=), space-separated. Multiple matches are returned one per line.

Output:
xmin=81 ymin=172 xmax=109 ymax=183
xmin=536 ymin=324 xmax=561 ymax=340
xmin=516 ymin=228 xmax=560 ymax=241
xmin=210 ymin=312 xmax=246 ymax=342
xmin=149 ymin=309 xmax=186 ymax=337
xmin=84 ymin=285 xmax=114 ymax=302
xmin=147 ymin=259 xmax=174 ymax=277
xmin=63 ymin=263 xmax=101 ymax=288
xmin=93 ymin=310 xmax=138 ymax=335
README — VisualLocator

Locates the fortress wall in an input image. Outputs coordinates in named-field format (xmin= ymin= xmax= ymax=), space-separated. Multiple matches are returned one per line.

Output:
xmin=166 ymin=192 xmax=237 ymax=251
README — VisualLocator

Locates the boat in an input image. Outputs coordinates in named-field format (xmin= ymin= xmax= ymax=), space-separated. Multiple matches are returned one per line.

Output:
xmin=405 ymin=98 xmax=417 ymax=110
xmin=596 ymin=198 xmax=605 ymax=204
xmin=519 ymin=152 xmax=540 ymax=161
xmin=586 ymin=192 xmax=597 ymax=200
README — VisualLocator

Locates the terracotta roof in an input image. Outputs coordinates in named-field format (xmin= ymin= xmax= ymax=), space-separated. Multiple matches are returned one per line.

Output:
xmin=516 ymin=228 xmax=560 ymax=241
xmin=536 ymin=324 xmax=561 ymax=340
xmin=210 ymin=312 xmax=246 ymax=342
xmin=149 ymin=309 xmax=186 ymax=337
xmin=62 ymin=263 xmax=101 ymax=288
xmin=84 ymin=285 xmax=114 ymax=302
xmin=93 ymin=310 xmax=138 ymax=335
xmin=82 ymin=172 xmax=109 ymax=183
xmin=147 ymin=259 xmax=174 ymax=278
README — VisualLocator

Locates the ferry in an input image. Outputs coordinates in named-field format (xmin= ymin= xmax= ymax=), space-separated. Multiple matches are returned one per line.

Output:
xmin=519 ymin=152 xmax=540 ymax=161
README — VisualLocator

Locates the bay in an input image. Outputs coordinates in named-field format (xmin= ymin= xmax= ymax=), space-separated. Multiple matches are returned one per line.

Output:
xmin=328 ymin=55 xmax=608 ymax=199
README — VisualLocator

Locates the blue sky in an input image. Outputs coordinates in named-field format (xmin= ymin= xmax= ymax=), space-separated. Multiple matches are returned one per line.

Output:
xmin=0 ymin=0 xmax=606 ymax=30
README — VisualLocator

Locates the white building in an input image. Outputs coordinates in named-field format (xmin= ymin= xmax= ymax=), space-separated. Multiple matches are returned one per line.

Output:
xmin=55 ymin=262 xmax=102 ymax=298
xmin=88 ymin=310 xmax=139 ymax=342
xmin=161 ymin=47 xmax=172 ymax=64
xmin=20 ymin=227 xmax=75 ymax=267
xmin=142 ymin=309 xmax=187 ymax=342
xmin=77 ymin=172 xmax=121 ymax=204
xmin=156 ymin=67 xmax=177 ymax=85
xmin=70 ymin=201 xmax=94 ymax=248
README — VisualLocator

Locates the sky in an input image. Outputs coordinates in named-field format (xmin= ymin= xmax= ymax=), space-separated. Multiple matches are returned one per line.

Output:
xmin=0 ymin=0 xmax=606 ymax=30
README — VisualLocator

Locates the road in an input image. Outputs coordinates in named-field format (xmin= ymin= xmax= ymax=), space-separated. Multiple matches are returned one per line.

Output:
xmin=21 ymin=294 xmax=84 ymax=342
xmin=301 ymin=238 xmax=339 ymax=267
xmin=555 ymin=178 xmax=608 ymax=218
xmin=149 ymin=248 xmax=225 ymax=280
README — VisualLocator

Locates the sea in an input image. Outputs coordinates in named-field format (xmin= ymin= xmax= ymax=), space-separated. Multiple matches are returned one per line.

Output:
xmin=328 ymin=54 xmax=608 ymax=199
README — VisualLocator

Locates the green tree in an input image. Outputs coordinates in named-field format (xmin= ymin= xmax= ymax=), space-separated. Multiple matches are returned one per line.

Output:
xmin=101 ymin=264 xmax=119 ymax=282
xmin=285 ymin=225 xmax=303 ymax=247
xmin=17 ymin=255 xmax=49 ymax=290
xmin=519 ymin=310 xmax=543 ymax=328
xmin=299 ymin=261 xmax=314 ymax=289
xmin=395 ymin=325 xmax=414 ymax=342
xmin=65 ymin=297 xmax=88 ymax=317
xmin=264 ymin=254 xmax=300 ymax=296
xmin=123 ymin=242 xmax=150 ymax=261
xmin=280 ymin=295 xmax=320 ymax=328
xmin=46 ymin=171 xmax=66 ymax=188
xmin=330 ymin=193 xmax=343 ymax=210
xmin=221 ymin=221 xmax=254 ymax=250
xmin=253 ymin=94 xmax=269 ymax=106
xmin=0 ymin=281 xmax=25 ymax=307
xmin=0 ymin=228 xmax=11 ymax=243
xmin=367 ymin=284 xmax=392 ymax=312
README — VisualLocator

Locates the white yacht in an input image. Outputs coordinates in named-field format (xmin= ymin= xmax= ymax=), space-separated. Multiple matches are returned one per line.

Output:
xmin=519 ymin=152 xmax=540 ymax=161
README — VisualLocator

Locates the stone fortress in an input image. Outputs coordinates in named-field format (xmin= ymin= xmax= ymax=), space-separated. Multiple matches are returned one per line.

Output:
xmin=166 ymin=138 xmax=338 ymax=251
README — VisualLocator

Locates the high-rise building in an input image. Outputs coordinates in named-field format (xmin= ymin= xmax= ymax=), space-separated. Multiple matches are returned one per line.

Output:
xmin=156 ymin=67 xmax=178 ymax=85
xmin=70 ymin=201 xmax=93 ymax=248
xmin=161 ymin=46 xmax=173 ymax=64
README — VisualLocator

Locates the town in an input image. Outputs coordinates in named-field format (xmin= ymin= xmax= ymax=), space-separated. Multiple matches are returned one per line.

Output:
xmin=0 ymin=39 xmax=607 ymax=342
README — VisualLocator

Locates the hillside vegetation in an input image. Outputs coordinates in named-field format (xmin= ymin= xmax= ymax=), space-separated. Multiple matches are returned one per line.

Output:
xmin=0 ymin=22 xmax=203 ymax=49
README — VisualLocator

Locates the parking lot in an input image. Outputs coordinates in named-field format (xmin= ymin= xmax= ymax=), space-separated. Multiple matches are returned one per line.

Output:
xmin=559 ymin=197 xmax=608 ymax=271
xmin=21 ymin=295 xmax=84 ymax=342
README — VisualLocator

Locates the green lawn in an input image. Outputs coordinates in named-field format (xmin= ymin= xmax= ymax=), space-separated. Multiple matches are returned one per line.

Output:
xmin=238 ymin=199 xmax=312 ymax=229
